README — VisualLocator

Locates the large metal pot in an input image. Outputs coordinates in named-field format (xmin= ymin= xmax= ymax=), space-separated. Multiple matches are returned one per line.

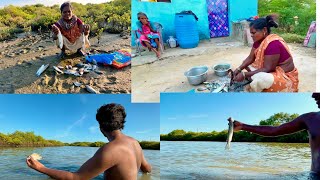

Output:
xmin=212 ymin=63 xmax=231 ymax=77
xmin=184 ymin=66 xmax=208 ymax=85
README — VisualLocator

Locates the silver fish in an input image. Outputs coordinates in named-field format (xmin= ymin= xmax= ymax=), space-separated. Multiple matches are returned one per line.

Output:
xmin=85 ymin=85 xmax=99 ymax=94
xmin=53 ymin=66 xmax=64 ymax=74
xmin=64 ymin=69 xmax=77 ymax=75
xmin=82 ymin=33 xmax=86 ymax=51
xmin=92 ymin=65 xmax=97 ymax=71
xmin=94 ymin=70 xmax=103 ymax=75
xmin=57 ymin=31 xmax=63 ymax=49
xmin=36 ymin=64 xmax=49 ymax=77
xmin=225 ymin=117 xmax=234 ymax=150
xmin=211 ymin=83 xmax=226 ymax=93
xmin=73 ymin=82 xmax=82 ymax=87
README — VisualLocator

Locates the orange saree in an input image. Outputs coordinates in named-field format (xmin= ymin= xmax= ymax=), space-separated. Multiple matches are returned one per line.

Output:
xmin=251 ymin=34 xmax=299 ymax=92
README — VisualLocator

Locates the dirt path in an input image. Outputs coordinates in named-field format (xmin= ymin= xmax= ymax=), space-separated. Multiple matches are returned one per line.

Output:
xmin=132 ymin=42 xmax=316 ymax=102
xmin=0 ymin=32 xmax=131 ymax=94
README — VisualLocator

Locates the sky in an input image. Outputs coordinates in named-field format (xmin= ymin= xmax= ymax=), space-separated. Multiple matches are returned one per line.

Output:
xmin=160 ymin=93 xmax=319 ymax=134
xmin=0 ymin=0 xmax=112 ymax=8
xmin=0 ymin=94 xmax=159 ymax=142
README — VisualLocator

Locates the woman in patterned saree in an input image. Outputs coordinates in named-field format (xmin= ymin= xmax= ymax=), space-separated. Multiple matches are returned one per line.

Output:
xmin=52 ymin=2 xmax=90 ymax=59
xmin=233 ymin=15 xmax=299 ymax=92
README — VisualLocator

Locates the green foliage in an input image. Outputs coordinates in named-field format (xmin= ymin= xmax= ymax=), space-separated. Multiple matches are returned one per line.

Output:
xmin=258 ymin=0 xmax=316 ymax=36
xmin=0 ymin=131 xmax=64 ymax=147
xmin=278 ymin=33 xmax=305 ymax=43
xmin=139 ymin=141 xmax=160 ymax=150
xmin=259 ymin=112 xmax=299 ymax=126
xmin=0 ymin=0 xmax=131 ymax=40
xmin=161 ymin=112 xmax=308 ymax=143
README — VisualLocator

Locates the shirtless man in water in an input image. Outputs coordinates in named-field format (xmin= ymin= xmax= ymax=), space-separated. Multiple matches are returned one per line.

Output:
xmin=232 ymin=93 xmax=320 ymax=177
xmin=26 ymin=103 xmax=152 ymax=180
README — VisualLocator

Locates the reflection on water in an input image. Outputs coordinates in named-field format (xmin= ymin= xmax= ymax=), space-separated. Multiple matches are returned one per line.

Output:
xmin=0 ymin=146 xmax=160 ymax=180
xmin=161 ymin=141 xmax=314 ymax=180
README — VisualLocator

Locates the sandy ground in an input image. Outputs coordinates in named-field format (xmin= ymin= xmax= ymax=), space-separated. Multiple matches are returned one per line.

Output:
xmin=132 ymin=38 xmax=316 ymax=103
xmin=0 ymin=31 xmax=131 ymax=94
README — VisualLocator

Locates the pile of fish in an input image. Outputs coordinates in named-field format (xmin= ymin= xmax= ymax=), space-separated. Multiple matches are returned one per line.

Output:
xmin=35 ymin=60 xmax=102 ymax=94
xmin=198 ymin=79 xmax=250 ymax=93
xmin=52 ymin=63 xmax=103 ymax=77
xmin=197 ymin=69 xmax=251 ymax=93
xmin=215 ymin=67 xmax=229 ymax=72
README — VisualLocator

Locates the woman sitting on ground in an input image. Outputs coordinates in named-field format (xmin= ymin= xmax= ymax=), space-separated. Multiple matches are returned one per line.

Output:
xmin=137 ymin=12 xmax=161 ymax=58
xmin=52 ymin=2 xmax=90 ymax=59
xmin=233 ymin=15 xmax=299 ymax=92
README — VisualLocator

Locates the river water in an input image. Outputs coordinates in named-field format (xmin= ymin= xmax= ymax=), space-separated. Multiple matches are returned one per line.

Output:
xmin=161 ymin=141 xmax=313 ymax=180
xmin=0 ymin=146 xmax=160 ymax=180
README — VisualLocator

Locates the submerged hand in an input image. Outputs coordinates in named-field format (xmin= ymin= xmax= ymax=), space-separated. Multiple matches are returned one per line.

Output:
xmin=233 ymin=120 xmax=244 ymax=132
xmin=26 ymin=156 xmax=45 ymax=171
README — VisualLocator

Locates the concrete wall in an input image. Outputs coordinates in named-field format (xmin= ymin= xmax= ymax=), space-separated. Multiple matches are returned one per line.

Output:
xmin=131 ymin=0 xmax=258 ymax=46
xmin=228 ymin=0 xmax=258 ymax=24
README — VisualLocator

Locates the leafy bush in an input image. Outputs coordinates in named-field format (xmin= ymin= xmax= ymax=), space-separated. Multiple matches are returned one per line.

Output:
xmin=0 ymin=0 xmax=131 ymax=40
xmin=0 ymin=131 xmax=64 ymax=147
xmin=258 ymin=0 xmax=316 ymax=36
xmin=161 ymin=112 xmax=308 ymax=143
xmin=278 ymin=33 xmax=305 ymax=43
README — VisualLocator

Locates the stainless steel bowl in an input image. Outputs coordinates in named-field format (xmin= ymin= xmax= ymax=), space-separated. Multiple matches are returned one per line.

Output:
xmin=184 ymin=66 xmax=208 ymax=85
xmin=212 ymin=63 xmax=231 ymax=77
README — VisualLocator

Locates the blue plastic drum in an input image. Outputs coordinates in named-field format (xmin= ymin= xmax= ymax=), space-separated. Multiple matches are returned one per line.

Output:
xmin=175 ymin=13 xmax=199 ymax=49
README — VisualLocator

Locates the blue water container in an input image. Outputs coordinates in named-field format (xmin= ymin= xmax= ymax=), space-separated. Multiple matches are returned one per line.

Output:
xmin=175 ymin=12 xmax=199 ymax=49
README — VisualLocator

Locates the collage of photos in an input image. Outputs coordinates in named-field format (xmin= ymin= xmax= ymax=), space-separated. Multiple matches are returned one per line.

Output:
xmin=0 ymin=0 xmax=318 ymax=180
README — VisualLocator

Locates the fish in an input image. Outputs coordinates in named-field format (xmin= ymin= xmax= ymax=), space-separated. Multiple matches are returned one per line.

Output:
xmin=53 ymin=66 xmax=64 ymax=74
xmin=57 ymin=31 xmax=63 ymax=49
xmin=85 ymin=85 xmax=99 ymax=94
xmin=30 ymin=153 xmax=42 ymax=160
xmin=94 ymin=70 xmax=103 ymax=75
xmin=82 ymin=33 xmax=86 ymax=51
xmin=225 ymin=117 xmax=234 ymax=150
xmin=79 ymin=68 xmax=84 ymax=75
xmin=36 ymin=64 xmax=49 ymax=77
xmin=73 ymin=82 xmax=82 ymax=87
xmin=197 ymin=87 xmax=207 ymax=91
xmin=64 ymin=69 xmax=78 ymax=75
xmin=92 ymin=65 xmax=97 ymax=71
xmin=211 ymin=83 xmax=226 ymax=93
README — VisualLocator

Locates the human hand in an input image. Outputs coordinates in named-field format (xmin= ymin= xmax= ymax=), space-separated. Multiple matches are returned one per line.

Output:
xmin=233 ymin=120 xmax=243 ymax=132
xmin=233 ymin=68 xmax=241 ymax=77
xmin=83 ymin=24 xmax=90 ymax=35
xmin=52 ymin=25 xmax=60 ymax=35
xmin=26 ymin=156 xmax=45 ymax=171
xmin=233 ymin=72 xmax=245 ymax=82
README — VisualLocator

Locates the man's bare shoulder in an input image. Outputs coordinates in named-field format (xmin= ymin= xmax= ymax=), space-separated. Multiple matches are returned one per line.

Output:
xmin=300 ymin=112 xmax=320 ymax=120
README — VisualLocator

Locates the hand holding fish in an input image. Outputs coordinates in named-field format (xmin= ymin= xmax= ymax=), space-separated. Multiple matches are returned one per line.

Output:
xmin=233 ymin=68 xmax=241 ymax=77
xmin=52 ymin=25 xmax=60 ymax=35
xmin=233 ymin=120 xmax=244 ymax=131
xmin=26 ymin=156 xmax=45 ymax=172
xmin=233 ymin=72 xmax=246 ymax=82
